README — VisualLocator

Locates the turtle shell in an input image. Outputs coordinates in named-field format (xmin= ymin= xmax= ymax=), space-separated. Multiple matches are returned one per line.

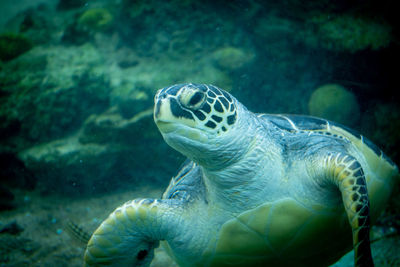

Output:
xmin=262 ymin=114 xmax=396 ymax=168
xmin=260 ymin=114 xmax=398 ymax=219
xmin=201 ymin=114 xmax=399 ymax=266
xmin=209 ymin=198 xmax=350 ymax=266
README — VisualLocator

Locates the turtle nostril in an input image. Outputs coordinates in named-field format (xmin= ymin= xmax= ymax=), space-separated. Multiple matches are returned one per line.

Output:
xmin=155 ymin=91 xmax=168 ymax=103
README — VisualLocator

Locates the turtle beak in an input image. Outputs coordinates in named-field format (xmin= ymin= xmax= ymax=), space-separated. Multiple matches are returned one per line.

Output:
xmin=153 ymin=88 xmax=169 ymax=121
xmin=154 ymin=98 xmax=163 ymax=120
xmin=153 ymin=87 xmax=197 ymax=129
xmin=153 ymin=94 xmax=179 ymax=134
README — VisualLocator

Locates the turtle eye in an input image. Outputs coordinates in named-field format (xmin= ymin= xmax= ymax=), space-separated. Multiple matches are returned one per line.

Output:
xmin=179 ymin=88 xmax=206 ymax=110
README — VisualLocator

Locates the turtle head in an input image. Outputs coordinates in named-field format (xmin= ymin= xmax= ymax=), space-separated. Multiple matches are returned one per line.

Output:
xmin=154 ymin=83 xmax=254 ymax=169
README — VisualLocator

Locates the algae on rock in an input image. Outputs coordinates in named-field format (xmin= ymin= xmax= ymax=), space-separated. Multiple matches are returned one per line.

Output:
xmin=77 ymin=8 xmax=114 ymax=32
xmin=0 ymin=44 xmax=110 ymax=145
xmin=212 ymin=47 xmax=255 ymax=72
xmin=301 ymin=13 xmax=392 ymax=53
xmin=308 ymin=84 xmax=360 ymax=126
xmin=0 ymin=33 xmax=33 ymax=61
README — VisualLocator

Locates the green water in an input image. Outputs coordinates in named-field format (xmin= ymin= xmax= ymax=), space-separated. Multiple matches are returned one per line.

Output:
xmin=0 ymin=0 xmax=398 ymax=266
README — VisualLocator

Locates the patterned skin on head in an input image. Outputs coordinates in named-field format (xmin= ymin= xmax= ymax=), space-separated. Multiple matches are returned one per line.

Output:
xmin=154 ymin=84 xmax=237 ymax=134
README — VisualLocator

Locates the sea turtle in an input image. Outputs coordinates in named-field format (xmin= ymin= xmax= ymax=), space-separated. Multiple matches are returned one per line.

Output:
xmin=84 ymin=83 xmax=399 ymax=266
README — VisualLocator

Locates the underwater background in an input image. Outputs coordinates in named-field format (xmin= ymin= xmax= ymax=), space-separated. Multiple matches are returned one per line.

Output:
xmin=0 ymin=0 xmax=399 ymax=266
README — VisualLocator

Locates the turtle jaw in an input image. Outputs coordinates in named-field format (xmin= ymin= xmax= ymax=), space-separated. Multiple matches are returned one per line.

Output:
xmin=155 ymin=120 xmax=209 ymax=143
xmin=155 ymin=119 xmax=212 ymax=162
xmin=154 ymin=103 xmax=219 ymax=165
xmin=155 ymin=120 xmax=178 ymax=134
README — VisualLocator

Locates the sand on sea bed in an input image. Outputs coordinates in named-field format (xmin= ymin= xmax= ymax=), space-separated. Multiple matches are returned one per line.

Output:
xmin=0 ymin=186 xmax=163 ymax=266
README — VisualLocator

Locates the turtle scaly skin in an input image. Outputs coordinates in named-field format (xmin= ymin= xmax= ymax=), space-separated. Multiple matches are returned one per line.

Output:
xmin=84 ymin=84 xmax=399 ymax=267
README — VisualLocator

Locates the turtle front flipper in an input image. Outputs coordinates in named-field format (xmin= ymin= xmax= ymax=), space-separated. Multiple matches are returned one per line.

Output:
xmin=322 ymin=152 xmax=373 ymax=267
xmin=84 ymin=198 xmax=181 ymax=266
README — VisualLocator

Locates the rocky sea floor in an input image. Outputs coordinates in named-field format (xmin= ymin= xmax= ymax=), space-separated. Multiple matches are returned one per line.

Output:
xmin=0 ymin=185 xmax=164 ymax=266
